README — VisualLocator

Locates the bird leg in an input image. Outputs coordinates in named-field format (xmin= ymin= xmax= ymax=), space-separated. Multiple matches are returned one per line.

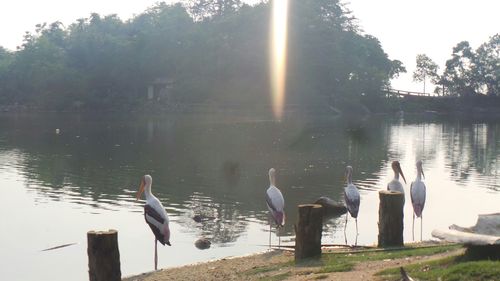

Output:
xmin=421 ymin=214 xmax=423 ymax=242
xmin=277 ymin=226 xmax=281 ymax=249
xmin=154 ymin=238 xmax=158 ymax=270
xmin=355 ymin=218 xmax=358 ymax=246
xmin=412 ymin=213 xmax=415 ymax=241
xmin=344 ymin=213 xmax=348 ymax=245
xmin=269 ymin=223 xmax=272 ymax=249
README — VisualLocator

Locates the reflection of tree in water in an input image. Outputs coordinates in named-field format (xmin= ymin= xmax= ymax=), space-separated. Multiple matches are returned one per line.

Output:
xmin=2 ymin=113 xmax=499 ymax=228
xmin=470 ymin=123 xmax=499 ymax=177
xmin=0 ymin=113 xmax=394 ymax=234
xmin=439 ymin=120 xmax=499 ymax=190
xmin=182 ymin=193 xmax=248 ymax=244
xmin=443 ymin=122 xmax=473 ymax=182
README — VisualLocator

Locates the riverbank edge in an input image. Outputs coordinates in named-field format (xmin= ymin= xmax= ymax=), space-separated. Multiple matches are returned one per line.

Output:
xmin=122 ymin=242 xmax=461 ymax=281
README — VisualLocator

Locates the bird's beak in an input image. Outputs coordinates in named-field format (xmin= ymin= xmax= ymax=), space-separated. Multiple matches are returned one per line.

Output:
xmin=421 ymin=170 xmax=425 ymax=179
xmin=136 ymin=180 xmax=145 ymax=200
xmin=398 ymin=165 xmax=407 ymax=184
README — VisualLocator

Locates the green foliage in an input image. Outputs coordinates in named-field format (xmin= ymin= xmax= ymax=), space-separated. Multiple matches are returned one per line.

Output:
xmin=184 ymin=0 xmax=243 ymax=21
xmin=377 ymin=256 xmax=500 ymax=281
xmin=439 ymin=34 xmax=499 ymax=97
xmin=0 ymin=0 xmax=402 ymax=111
xmin=316 ymin=261 xmax=354 ymax=273
xmin=474 ymin=34 xmax=500 ymax=96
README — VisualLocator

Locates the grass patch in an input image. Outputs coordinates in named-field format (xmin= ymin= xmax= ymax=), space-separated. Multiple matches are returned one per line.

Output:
xmin=377 ymin=255 xmax=500 ymax=280
xmin=244 ymin=244 xmax=462 ymax=279
xmin=242 ymin=261 xmax=293 ymax=276
xmin=316 ymin=260 xmax=354 ymax=273
xmin=318 ymin=243 xmax=460 ymax=274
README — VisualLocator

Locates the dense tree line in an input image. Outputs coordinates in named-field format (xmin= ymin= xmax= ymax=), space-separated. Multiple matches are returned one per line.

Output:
xmin=413 ymin=34 xmax=499 ymax=97
xmin=0 ymin=0 xmax=404 ymax=111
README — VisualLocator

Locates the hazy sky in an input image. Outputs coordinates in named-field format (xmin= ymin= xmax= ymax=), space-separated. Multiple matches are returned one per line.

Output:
xmin=1 ymin=0 xmax=498 ymax=91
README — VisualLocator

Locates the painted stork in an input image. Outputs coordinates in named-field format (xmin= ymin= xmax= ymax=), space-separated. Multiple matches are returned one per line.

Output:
xmin=410 ymin=160 xmax=426 ymax=241
xmin=136 ymin=175 xmax=171 ymax=270
xmin=387 ymin=161 xmax=407 ymax=197
xmin=265 ymin=168 xmax=285 ymax=248
xmin=344 ymin=166 xmax=360 ymax=245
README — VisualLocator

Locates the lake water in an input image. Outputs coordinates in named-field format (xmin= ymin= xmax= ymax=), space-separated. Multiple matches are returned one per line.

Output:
xmin=0 ymin=111 xmax=499 ymax=280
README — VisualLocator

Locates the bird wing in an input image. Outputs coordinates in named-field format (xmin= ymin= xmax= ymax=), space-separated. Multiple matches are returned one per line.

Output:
xmin=344 ymin=186 xmax=360 ymax=217
xmin=145 ymin=204 xmax=165 ymax=224
xmin=266 ymin=186 xmax=285 ymax=226
xmin=145 ymin=204 xmax=169 ymax=245
xmin=265 ymin=192 xmax=277 ymax=212
xmin=345 ymin=191 xmax=360 ymax=207
xmin=410 ymin=181 xmax=426 ymax=217
xmin=419 ymin=182 xmax=426 ymax=207
xmin=410 ymin=181 xmax=426 ymax=204
xmin=266 ymin=186 xmax=284 ymax=211
xmin=410 ymin=182 xmax=414 ymax=204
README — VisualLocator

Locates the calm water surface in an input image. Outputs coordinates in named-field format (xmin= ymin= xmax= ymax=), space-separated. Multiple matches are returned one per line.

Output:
xmin=0 ymin=112 xmax=499 ymax=280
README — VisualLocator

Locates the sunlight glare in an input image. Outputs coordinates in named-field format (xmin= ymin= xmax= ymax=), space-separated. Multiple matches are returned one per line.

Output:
xmin=270 ymin=0 xmax=289 ymax=120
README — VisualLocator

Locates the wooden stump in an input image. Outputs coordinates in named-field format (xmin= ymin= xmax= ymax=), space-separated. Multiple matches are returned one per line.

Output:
xmin=378 ymin=191 xmax=405 ymax=247
xmin=465 ymin=245 xmax=500 ymax=260
xmin=88 ymin=229 xmax=121 ymax=281
xmin=295 ymin=204 xmax=323 ymax=261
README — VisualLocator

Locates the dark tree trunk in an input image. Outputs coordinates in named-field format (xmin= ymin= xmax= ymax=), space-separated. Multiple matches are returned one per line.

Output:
xmin=295 ymin=204 xmax=323 ymax=261
xmin=378 ymin=191 xmax=405 ymax=247
xmin=87 ymin=229 xmax=121 ymax=281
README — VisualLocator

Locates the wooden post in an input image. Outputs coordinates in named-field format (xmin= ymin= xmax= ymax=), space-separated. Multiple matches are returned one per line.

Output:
xmin=378 ymin=191 xmax=405 ymax=247
xmin=295 ymin=204 xmax=323 ymax=261
xmin=88 ymin=229 xmax=121 ymax=281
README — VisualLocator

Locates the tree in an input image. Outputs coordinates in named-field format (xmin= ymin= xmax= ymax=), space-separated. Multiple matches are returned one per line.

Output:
xmin=0 ymin=1 xmax=404 ymax=111
xmin=474 ymin=34 xmax=499 ymax=96
xmin=442 ymin=41 xmax=477 ymax=97
xmin=389 ymin=60 xmax=407 ymax=79
xmin=184 ymin=0 xmax=243 ymax=21
xmin=413 ymin=54 xmax=438 ymax=93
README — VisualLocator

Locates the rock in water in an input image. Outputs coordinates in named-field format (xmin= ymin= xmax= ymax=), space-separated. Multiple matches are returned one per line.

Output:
xmin=314 ymin=196 xmax=347 ymax=217
xmin=195 ymin=238 xmax=211 ymax=250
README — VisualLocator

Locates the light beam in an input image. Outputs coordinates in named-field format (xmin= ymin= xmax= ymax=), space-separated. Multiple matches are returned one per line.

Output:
xmin=270 ymin=0 xmax=289 ymax=120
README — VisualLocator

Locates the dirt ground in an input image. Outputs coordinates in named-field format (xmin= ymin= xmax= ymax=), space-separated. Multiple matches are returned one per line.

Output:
xmin=123 ymin=246 xmax=463 ymax=281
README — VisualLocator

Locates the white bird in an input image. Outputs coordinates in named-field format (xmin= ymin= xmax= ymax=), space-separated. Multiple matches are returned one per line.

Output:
xmin=410 ymin=160 xmax=426 ymax=241
xmin=136 ymin=175 xmax=171 ymax=270
xmin=387 ymin=160 xmax=407 ymax=197
xmin=344 ymin=166 xmax=360 ymax=246
xmin=265 ymin=168 xmax=285 ymax=248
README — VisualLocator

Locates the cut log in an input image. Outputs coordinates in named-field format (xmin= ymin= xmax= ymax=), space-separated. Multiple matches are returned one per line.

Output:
xmin=88 ymin=229 xmax=121 ymax=281
xmin=378 ymin=190 xmax=404 ymax=247
xmin=465 ymin=245 xmax=500 ymax=260
xmin=432 ymin=213 xmax=500 ymax=260
xmin=295 ymin=204 xmax=323 ymax=261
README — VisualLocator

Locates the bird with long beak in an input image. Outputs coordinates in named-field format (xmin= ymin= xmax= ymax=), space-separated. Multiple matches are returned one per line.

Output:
xmin=387 ymin=161 xmax=407 ymax=196
xmin=136 ymin=175 xmax=171 ymax=270
xmin=344 ymin=166 xmax=360 ymax=246
xmin=265 ymin=168 xmax=285 ymax=249
xmin=410 ymin=160 xmax=426 ymax=241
